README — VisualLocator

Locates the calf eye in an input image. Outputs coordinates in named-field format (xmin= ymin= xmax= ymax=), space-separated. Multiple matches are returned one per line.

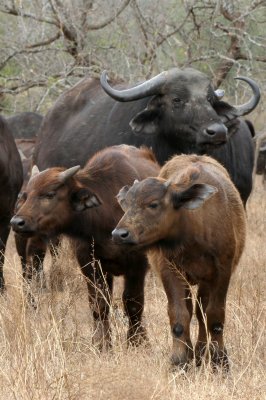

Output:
xmin=148 ymin=202 xmax=159 ymax=209
xmin=44 ymin=191 xmax=56 ymax=199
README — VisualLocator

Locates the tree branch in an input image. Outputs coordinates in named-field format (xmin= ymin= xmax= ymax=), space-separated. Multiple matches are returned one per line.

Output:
xmin=86 ymin=0 xmax=131 ymax=30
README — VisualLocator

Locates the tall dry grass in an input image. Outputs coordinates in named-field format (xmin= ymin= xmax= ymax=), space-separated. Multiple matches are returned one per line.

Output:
xmin=0 ymin=177 xmax=265 ymax=400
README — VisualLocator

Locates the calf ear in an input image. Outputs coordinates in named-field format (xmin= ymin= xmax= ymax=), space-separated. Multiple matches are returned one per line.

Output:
xmin=71 ymin=188 xmax=102 ymax=211
xmin=130 ymin=109 xmax=159 ymax=135
xmin=172 ymin=183 xmax=218 ymax=210
xmin=116 ymin=185 xmax=130 ymax=210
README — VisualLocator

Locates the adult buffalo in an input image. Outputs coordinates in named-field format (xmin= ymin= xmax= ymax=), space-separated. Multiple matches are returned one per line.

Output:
xmin=255 ymin=134 xmax=266 ymax=184
xmin=0 ymin=116 xmax=23 ymax=291
xmin=7 ymin=112 xmax=43 ymax=140
xmin=33 ymin=67 xmax=260 ymax=206
xmin=6 ymin=112 xmax=44 ymax=283
xmin=7 ymin=112 xmax=43 ymax=184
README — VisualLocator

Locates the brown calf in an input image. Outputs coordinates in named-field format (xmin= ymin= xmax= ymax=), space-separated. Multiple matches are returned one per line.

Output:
xmin=112 ymin=154 xmax=246 ymax=369
xmin=11 ymin=145 xmax=159 ymax=348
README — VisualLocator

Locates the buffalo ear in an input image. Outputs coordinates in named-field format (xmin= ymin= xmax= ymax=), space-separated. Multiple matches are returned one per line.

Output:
xmin=130 ymin=109 xmax=159 ymax=135
xmin=71 ymin=188 xmax=102 ymax=211
xmin=172 ymin=183 xmax=218 ymax=210
xmin=116 ymin=185 xmax=130 ymax=210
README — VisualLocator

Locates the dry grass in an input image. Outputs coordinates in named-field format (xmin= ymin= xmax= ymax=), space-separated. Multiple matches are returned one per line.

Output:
xmin=0 ymin=177 xmax=265 ymax=400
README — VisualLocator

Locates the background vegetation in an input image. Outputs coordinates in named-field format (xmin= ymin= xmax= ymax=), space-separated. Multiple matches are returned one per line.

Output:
xmin=0 ymin=177 xmax=265 ymax=400
xmin=0 ymin=1 xmax=265 ymax=398
xmin=0 ymin=0 xmax=265 ymax=130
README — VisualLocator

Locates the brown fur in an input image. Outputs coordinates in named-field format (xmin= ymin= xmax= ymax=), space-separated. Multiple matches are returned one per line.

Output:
xmin=11 ymin=145 xmax=160 ymax=348
xmin=113 ymin=154 xmax=246 ymax=370
xmin=0 ymin=116 xmax=23 ymax=291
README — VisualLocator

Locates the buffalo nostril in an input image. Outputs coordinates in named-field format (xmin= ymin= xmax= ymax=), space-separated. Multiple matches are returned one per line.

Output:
xmin=17 ymin=219 xmax=25 ymax=227
xmin=120 ymin=229 xmax=129 ymax=239
xmin=206 ymin=128 xmax=216 ymax=136
xmin=205 ymin=123 xmax=228 ymax=138
xmin=112 ymin=228 xmax=129 ymax=240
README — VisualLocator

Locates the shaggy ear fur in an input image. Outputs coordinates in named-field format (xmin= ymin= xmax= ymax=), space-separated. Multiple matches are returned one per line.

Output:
xmin=116 ymin=185 xmax=130 ymax=211
xmin=130 ymin=109 xmax=160 ymax=135
xmin=172 ymin=183 xmax=218 ymax=210
xmin=71 ymin=188 xmax=102 ymax=211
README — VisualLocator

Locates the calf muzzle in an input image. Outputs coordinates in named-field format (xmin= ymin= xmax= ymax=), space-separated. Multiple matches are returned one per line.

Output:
xmin=112 ymin=228 xmax=136 ymax=244
xmin=10 ymin=215 xmax=34 ymax=235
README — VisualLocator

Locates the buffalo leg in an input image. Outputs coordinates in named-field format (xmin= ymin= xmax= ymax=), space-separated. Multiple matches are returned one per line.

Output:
xmin=26 ymin=237 xmax=47 ymax=283
xmin=0 ymin=221 xmax=10 ymax=292
xmin=14 ymin=233 xmax=27 ymax=279
xmin=123 ymin=260 xmax=148 ymax=346
xmin=160 ymin=267 xmax=193 ymax=368
xmin=205 ymin=272 xmax=231 ymax=370
xmin=195 ymin=281 xmax=210 ymax=365
xmin=76 ymin=243 xmax=113 ymax=350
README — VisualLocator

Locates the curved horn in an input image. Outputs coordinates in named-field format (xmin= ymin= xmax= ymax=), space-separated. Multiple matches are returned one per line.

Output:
xmin=214 ymin=89 xmax=224 ymax=100
xmin=232 ymin=76 xmax=261 ymax=117
xmin=100 ymin=70 xmax=170 ymax=102
xmin=58 ymin=165 xmax=80 ymax=183
xmin=31 ymin=165 xmax=40 ymax=178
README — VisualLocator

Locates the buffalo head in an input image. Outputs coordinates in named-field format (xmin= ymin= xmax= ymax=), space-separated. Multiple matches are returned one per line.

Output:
xmin=112 ymin=177 xmax=217 ymax=248
xmin=101 ymin=68 xmax=260 ymax=153
xmin=10 ymin=165 xmax=102 ymax=237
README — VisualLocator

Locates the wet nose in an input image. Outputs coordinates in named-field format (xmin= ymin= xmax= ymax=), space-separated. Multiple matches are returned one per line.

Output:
xmin=10 ymin=216 xmax=27 ymax=232
xmin=204 ymin=123 xmax=228 ymax=143
xmin=112 ymin=228 xmax=135 ymax=244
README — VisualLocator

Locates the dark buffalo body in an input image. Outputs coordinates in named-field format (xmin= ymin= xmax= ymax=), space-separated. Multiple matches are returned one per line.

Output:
xmin=11 ymin=145 xmax=160 ymax=347
xmin=0 ymin=116 xmax=23 ymax=290
xmin=6 ymin=112 xmax=44 ymax=282
xmin=256 ymin=138 xmax=266 ymax=182
xmin=7 ymin=112 xmax=43 ymax=185
xmin=33 ymin=67 xmax=260 ymax=205
xmin=7 ymin=112 xmax=43 ymax=139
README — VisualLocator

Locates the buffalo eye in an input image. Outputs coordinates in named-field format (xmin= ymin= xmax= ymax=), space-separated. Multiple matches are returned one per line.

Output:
xmin=172 ymin=97 xmax=182 ymax=106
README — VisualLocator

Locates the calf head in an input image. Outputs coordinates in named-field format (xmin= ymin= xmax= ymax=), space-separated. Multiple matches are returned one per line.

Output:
xmin=112 ymin=175 xmax=217 ymax=248
xmin=11 ymin=165 xmax=102 ymax=237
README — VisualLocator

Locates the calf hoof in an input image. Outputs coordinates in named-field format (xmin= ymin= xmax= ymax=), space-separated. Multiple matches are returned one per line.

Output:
xmin=170 ymin=354 xmax=191 ymax=372
xmin=170 ymin=346 xmax=193 ymax=371
xmin=0 ymin=278 xmax=6 ymax=294
xmin=92 ymin=321 xmax=112 ymax=352
xmin=211 ymin=348 xmax=230 ymax=372
xmin=127 ymin=325 xmax=148 ymax=347
xmin=195 ymin=342 xmax=207 ymax=366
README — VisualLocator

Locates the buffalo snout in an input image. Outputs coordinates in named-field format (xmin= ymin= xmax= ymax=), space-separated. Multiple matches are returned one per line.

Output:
xmin=112 ymin=228 xmax=136 ymax=244
xmin=200 ymin=123 xmax=228 ymax=145
xmin=10 ymin=215 xmax=34 ymax=235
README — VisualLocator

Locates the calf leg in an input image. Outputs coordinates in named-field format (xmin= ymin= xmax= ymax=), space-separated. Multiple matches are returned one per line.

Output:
xmin=76 ymin=243 xmax=113 ymax=350
xmin=14 ymin=233 xmax=27 ymax=279
xmin=195 ymin=282 xmax=210 ymax=365
xmin=26 ymin=237 xmax=47 ymax=282
xmin=205 ymin=273 xmax=231 ymax=370
xmin=123 ymin=259 xmax=148 ymax=346
xmin=160 ymin=267 xmax=193 ymax=368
